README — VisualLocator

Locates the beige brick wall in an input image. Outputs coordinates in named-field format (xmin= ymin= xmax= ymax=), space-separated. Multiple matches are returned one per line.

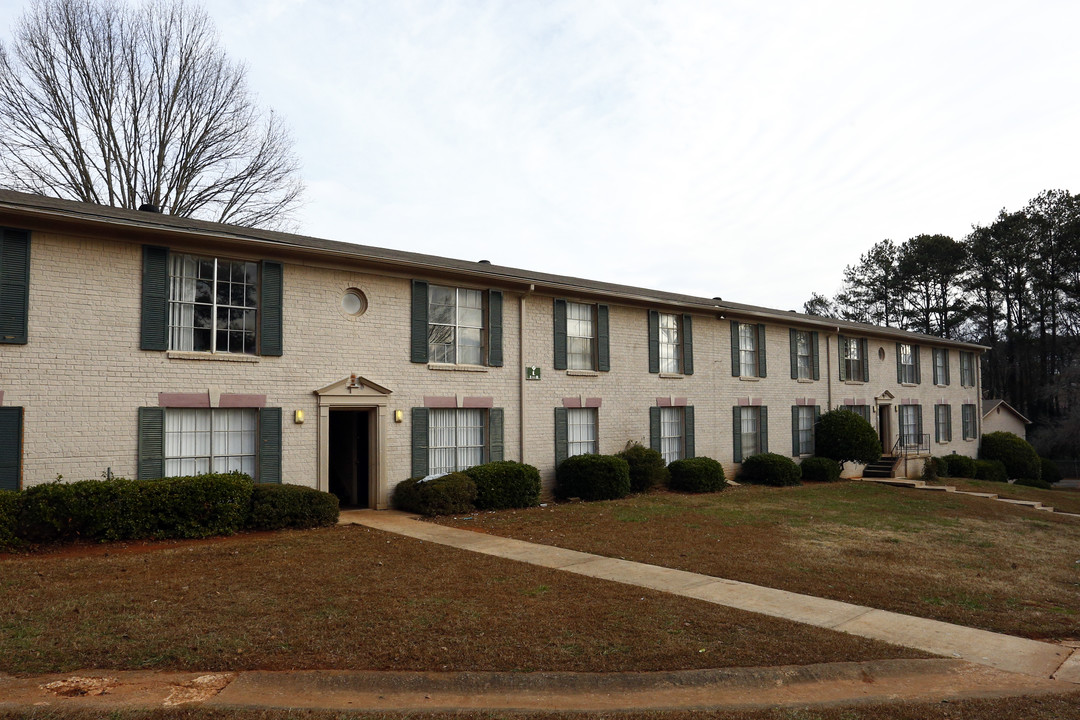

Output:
xmin=0 ymin=226 xmax=980 ymax=496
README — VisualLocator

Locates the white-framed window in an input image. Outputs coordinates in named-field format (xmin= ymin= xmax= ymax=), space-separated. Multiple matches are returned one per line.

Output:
xmin=898 ymin=343 xmax=917 ymax=384
xmin=740 ymin=406 xmax=761 ymax=458
xmin=899 ymin=405 xmax=920 ymax=446
xmin=935 ymin=404 xmax=952 ymax=443
xmin=960 ymin=351 xmax=976 ymax=387
xmin=739 ymin=324 xmax=758 ymax=376
xmin=842 ymin=337 xmax=865 ymax=381
xmin=428 ymin=285 xmax=484 ymax=365
xmin=843 ymin=404 xmax=871 ymax=423
xmin=429 ymin=408 xmax=485 ymax=473
xmin=169 ymin=254 xmax=259 ymax=354
xmin=962 ymin=404 xmax=977 ymax=440
xmin=566 ymin=302 xmax=595 ymax=371
xmin=164 ymin=407 xmax=257 ymax=477
xmin=659 ymin=312 xmax=682 ymax=373
xmin=795 ymin=330 xmax=812 ymax=379
xmin=933 ymin=348 xmax=949 ymax=385
xmin=660 ymin=407 xmax=684 ymax=464
xmin=796 ymin=406 xmax=815 ymax=455
xmin=567 ymin=408 xmax=598 ymax=457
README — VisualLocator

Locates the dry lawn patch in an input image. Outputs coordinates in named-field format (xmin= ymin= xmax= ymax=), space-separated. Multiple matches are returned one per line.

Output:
xmin=438 ymin=482 xmax=1080 ymax=639
xmin=0 ymin=525 xmax=919 ymax=675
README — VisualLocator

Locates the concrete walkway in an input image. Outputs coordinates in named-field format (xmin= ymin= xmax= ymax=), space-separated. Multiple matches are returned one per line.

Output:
xmin=861 ymin=477 xmax=1080 ymax=518
xmin=341 ymin=510 xmax=1080 ymax=685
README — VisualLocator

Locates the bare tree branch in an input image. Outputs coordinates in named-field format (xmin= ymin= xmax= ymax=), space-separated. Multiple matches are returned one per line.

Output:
xmin=0 ymin=0 xmax=304 ymax=230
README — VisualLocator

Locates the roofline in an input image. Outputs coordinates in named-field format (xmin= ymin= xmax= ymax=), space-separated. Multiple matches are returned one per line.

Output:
xmin=0 ymin=190 xmax=989 ymax=351
xmin=982 ymin=399 xmax=1032 ymax=424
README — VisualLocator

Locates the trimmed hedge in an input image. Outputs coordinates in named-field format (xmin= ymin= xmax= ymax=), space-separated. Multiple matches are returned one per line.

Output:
xmin=392 ymin=473 xmax=477 ymax=517
xmin=0 ymin=490 xmax=18 ymax=549
xmin=555 ymin=454 xmax=631 ymax=501
xmin=814 ymin=410 xmax=882 ymax=465
xmin=739 ymin=453 xmax=802 ymax=487
xmin=979 ymin=431 xmax=1040 ymax=482
xmin=1040 ymin=457 xmax=1062 ymax=486
xmin=800 ymin=456 xmax=841 ymax=483
xmin=247 ymin=483 xmax=340 ymax=530
xmin=943 ymin=453 xmax=976 ymax=479
xmin=974 ymin=459 xmax=1008 ymax=484
xmin=465 ymin=461 xmax=541 ymax=510
xmin=1015 ymin=476 xmax=1054 ymax=490
xmin=617 ymin=443 xmax=669 ymax=493
xmin=667 ymin=456 xmax=726 ymax=493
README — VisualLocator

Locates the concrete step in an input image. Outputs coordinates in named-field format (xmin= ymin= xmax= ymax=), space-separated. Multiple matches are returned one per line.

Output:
xmin=997 ymin=498 xmax=1044 ymax=509
xmin=863 ymin=478 xmax=925 ymax=489
xmin=953 ymin=491 xmax=999 ymax=499
xmin=920 ymin=485 xmax=956 ymax=492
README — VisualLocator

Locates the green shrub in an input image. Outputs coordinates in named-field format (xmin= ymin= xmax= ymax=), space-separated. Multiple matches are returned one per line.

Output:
xmin=800 ymin=456 xmax=841 ymax=483
xmin=1015 ymin=476 xmax=1054 ymax=490
xmin=0 ymin=490 xmax=19 ymax=549
xmin=247 ymin=484 xmax=340 ymax=530
xmin=16 ymin=473 xmax=255 ymax=543
xmin=617 ymin=443 xmax=669 ymax=493
xmin=667 ymin=456 xmax=726 ymax=493
xmin=979 ymin=431 xmax=1040 ymax=482
xmin=932 ymin=455 xmax=950 ymax=478
xmin=974 ymin=459 xmax=1008 ymax=483
xmin=944 ymin=453 xmax=976 ymax=478
xmin=739 ymin=453 xmax=802 ymax=487
xmin=814 ymin=410 xmax=882 ymax=465
xmin=921 ymin=458 xmax=939 ymax=482
xmin=464 ymin=461 xmax=541 ymax=510
xmin=392 ymin=473 xmax=477 ymax=516
xmin=1039 ymin=457 xmax=1062 ymax=486
xmin=555 ymin=454 xmax=631 ymax=501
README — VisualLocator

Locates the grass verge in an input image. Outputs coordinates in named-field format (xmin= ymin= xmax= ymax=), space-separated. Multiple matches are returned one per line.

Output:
xmin=437 ymin=482 xmax=1080 ymax=639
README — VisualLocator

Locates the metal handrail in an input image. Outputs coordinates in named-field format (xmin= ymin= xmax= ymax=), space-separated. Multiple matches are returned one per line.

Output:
xmin=892 ymin=433 xmax=930 ymax=457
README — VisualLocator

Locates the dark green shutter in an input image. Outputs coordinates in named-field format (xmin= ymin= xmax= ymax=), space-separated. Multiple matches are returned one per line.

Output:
xmin=597 ymin=304 xmax=610 ymax=372
xmin=0 ymin=229 xmax=30 ymax=344
xmin=730 ymin=321 xmax=740 ymax=376
xmin=682 ymin=314 xmax=694 ymax=375
xmin=553 ymin=299 xmax=568 ymax=370
xmin=837 ymin=334 xmax=847 ymax=381
xmin=260 ymin=261 xmax=283 ymax=357
xmin=916 ymin=406 xmax=924 ymax=439
xmin=860 ymin=339 xmax=870 ymax=382
xmin=649 ymin=406 xmax=661 ymax=454
xmin=140 ymin=245 xmax=169 ymax=351
xmin=935 ymin=406 xmax=941 ymax=443
xmin=554 ymin=407 xmax=568 ymax=467
xmin=791 ymin=406 xmax=800 ymax=456
xmin=943 ymin=350 xmax=950 ymax=385
xmin=945 ymin=405 xmax=951 ymax=442
xmin=0 ymin=407 xmax=23 ymax=490
xmin=812 ymin=332 xmax=820 ymax=380
xmin=489 ymin=408 xmax=504 ymax=461
xmin=411 ymin=407 xmax=429 ymax=477
xmin=487 ymin=290 xmax=503 ymax=367
xmin=813 ymin=406 xmax=821 ymax=454
xmin=896 ymin=344 xmax=903 ymax=383
xmin=684 ymin=406 xmax=695 ymax=459
xmin=760 ymin=406 xmax=769 ymax=453
xmin=137 ymin=407 xmax=165 ymax=480
xmin=258 ymin=407 xmax=282 ymax=483
xmin=913 ymin=345 xmax=921 ymax=384
xmin=411 ymin=281 xmax=429 ymax=363
xmin=757 ymin=324 xmax=767 ymax=378
xmin=648 ymin=310 xmax=660 ymax=373
xmin=789 ymin=329 xmax=799 ymax=379
xmin=732 ymin=406 xmax=743 ymax=463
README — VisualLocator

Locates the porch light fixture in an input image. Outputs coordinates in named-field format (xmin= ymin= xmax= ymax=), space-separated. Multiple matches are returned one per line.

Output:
xmin=294 ymin=410 xmax=305 ymax=424
xmin=394 ymin=409 xmax=403 ymax=423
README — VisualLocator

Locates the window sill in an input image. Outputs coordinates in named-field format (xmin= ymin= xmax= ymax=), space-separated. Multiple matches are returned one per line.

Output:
xmin=566 ymin=370 xmax=599 ymax=377
xmin=738 ymin=376 xmax=761 ymax=382
xmin=428 ymin=363 xmax=489 ymax=373
xmin=167 ymin=351 xmax=259 ymax=363
xmin=797 ymin=378 xmax=815 ymax=384
xmin=659 ymin=372 xmax=684 ymax=379
xmin=844 ymin=380 xmax=865 ymax=385
xmin=901 ymin=382 xmax=918 ymax=388
xmin=935 ymin=384 xmax=949 ymax=388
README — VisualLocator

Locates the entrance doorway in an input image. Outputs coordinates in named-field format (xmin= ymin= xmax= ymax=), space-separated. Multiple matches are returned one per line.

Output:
xmin=878 ymin=405 xmax=892 ymax=454
xmin=328 ymin=409 xmax=372 ymax=508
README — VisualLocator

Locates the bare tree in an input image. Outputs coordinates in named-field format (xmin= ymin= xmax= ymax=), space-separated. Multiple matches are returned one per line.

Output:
xmin=0 ymin=0 xmax=303 ymax=229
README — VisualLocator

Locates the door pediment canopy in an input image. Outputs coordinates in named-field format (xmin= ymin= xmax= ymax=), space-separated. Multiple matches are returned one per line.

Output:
xmin=875 ymin=390 xmax=895 ymax=403
xmin=315 ymin=375 xmax=393 ymax=398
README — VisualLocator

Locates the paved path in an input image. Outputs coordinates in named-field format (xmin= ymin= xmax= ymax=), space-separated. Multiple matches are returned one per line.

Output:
xmin=0 ymin=660 xmax=1070 ymax=712
xmin=861 ymin=477 xmax=1080 ymax=518
xmin=341 ymin=510 xmax=1080 ymax=685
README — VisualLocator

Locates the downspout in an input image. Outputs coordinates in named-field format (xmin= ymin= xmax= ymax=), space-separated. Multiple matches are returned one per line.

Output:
xmin=519 ymin=285 xmax=534 ymax=463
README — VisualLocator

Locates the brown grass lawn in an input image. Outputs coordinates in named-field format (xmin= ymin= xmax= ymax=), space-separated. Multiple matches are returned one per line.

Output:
xmin=928 ymin=477 xmax=1080 ymax=514
xmin=437 ymin=482 xmax=1080 ymax=640
xmin=0 ymin=525 xmax=922 ymax=676
xmin=3 ymin=695 xmax=1080 ymax=720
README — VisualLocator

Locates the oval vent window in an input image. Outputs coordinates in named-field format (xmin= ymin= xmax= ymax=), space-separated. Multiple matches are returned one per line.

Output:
xmin=342 ymin=288 xmax=368 ymax=316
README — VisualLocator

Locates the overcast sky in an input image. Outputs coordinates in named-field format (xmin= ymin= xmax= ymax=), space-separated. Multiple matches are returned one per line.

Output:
xmin=5 ymin=1 xmax=1080 ymax=311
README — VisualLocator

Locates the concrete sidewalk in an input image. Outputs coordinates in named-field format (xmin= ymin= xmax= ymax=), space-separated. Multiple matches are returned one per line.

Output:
xmin=341 ymin=510 xmax=1080 ymax=684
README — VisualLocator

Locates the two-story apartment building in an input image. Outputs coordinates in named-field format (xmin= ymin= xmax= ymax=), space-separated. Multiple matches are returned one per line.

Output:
xmin=0 ymin=190 xmax=985 ymax=507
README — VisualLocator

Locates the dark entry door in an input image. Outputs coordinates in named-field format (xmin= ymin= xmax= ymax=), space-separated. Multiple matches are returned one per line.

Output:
xmin=328 ymin=409 xmax=371 ymax=507
xmin=878 ymin=405 xmax=891 ymax=454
